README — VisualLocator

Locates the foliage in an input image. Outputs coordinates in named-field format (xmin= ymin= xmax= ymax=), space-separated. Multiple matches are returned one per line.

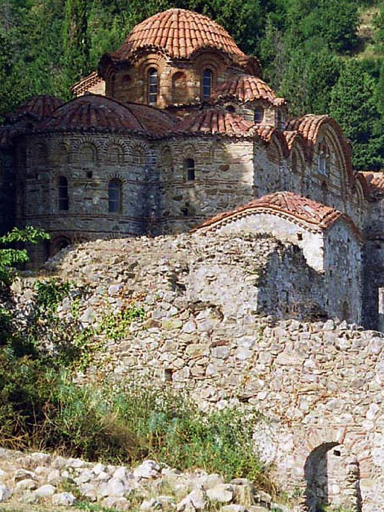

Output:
xmin=0 ymin=354 xmax=268 ymax=487
xmin=329 ymin=59 xmax=384 ymax=169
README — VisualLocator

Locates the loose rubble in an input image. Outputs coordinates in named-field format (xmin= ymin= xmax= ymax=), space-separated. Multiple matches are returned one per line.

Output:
xmin=0 ymin=448 xmax=287 ymax=511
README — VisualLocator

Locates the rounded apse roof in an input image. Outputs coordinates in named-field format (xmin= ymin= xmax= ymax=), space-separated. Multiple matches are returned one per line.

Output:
xmin=107 ymin=8 xmax=246 ymax=62
xmin=38 ymin=94 xmax=147 ymax=133
xmin=15 ymin=95 xmax=63 ymax=119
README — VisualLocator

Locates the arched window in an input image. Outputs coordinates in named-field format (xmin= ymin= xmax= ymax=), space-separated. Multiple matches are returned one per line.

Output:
xmin=184 ymin=158 xmax=195 ymax=181
xmin=318 ymin=144 xmax=327 ymax=175
xmin=58 ymin=176 xmax=69 ymax=211
xmin=202 ymin=69 xmax=213 ymax=100
xmin=254 ymin=107 xmax=264 ymax=124
xmin=148 ymin=68 xmax=158 ymax=105
xmin=108 ymin=179 xmax=122 ymax=213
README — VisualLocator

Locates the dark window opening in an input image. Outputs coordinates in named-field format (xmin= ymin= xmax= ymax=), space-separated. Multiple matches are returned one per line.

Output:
xmin=226 ymin=105 xmax=235 ymax=113
xmin=184 ymin=158 xmax=195 ymax=181
xmin=108 ymin=179 xmax=122 ymax=213
xmin=58 ymin=176 xmax=69 ymax=211
xmin=254 ymin=107 xmax=264 ymax=124
xmin=148 ymin=68 xmax=158 ymax=105
xmin=86 ymin=171 xmax=93 ymax=179
xmin=202 ymin=69 xmax=213 ymax=100
xmin=297 ymin=233 xmax=303 ymax=241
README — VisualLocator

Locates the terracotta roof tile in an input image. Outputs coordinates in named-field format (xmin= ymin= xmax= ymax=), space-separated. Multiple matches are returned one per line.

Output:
xmin=15 ymin=95 xmax=63 ymax=119
xmin=38 ymin=94 xmax=147 ymax=133
xmin=71 ymin=71 xmax=104 ymax=95
xmin=194 ymin=191 xmax=355 ymax=233
xmin=211 ymin=75 xmax=278 ymax=104
xmin=105 ymin=9 xmax=246 ymax=63
xmin=128 ymin=103 xmax=177 ymax=134
xmin=173 ymin=108 xmax=254 ymax=137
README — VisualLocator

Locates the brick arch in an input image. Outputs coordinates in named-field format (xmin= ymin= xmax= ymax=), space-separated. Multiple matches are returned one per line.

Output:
xmin=131 ymin=141 xmax=149 ymax=166
xmin=106 ymin=171 xmax=128 ymax=184
xmin=71 ymin=137 xmax=105 ymax=163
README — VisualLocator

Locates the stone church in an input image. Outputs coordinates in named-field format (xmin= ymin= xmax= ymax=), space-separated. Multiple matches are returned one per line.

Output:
xmin=1 ymin=8 xmax=384 ymax=329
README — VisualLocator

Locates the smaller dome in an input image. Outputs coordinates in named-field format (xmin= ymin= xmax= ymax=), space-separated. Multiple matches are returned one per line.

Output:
xmin=211 ymin=75 xmax=279 ymax=104
xmin=15 ymin=95 xmax=63 ymax=119
xmin=39 ymin=95 xmax=147 ymax=133
xmin=174 ymin=108 xmax=254 ymax=137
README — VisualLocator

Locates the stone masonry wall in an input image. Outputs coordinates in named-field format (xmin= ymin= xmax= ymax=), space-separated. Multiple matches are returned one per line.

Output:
xmin=12 ymin=233 xmax=384 ymax=511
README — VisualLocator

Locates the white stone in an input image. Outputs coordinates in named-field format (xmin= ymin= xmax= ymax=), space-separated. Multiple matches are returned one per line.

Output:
xmin=34 ymin=484 xmax=56 ymax=498
xmin=15 ymin=479 xmax=37 ymax=492
xmin=93 ymin=463 xmax=106 ymax=475
xmin=102 ymin=497 xmax=131 ymax=510
xmin=0 ymin=484 xmax=12 ymax=502
xmin=133 ymin=460 xmax=160 ymax=479
xmin=222 ymin=506 xmax=248 ymax=512
xmin=105 ymin=477 xmax=128 ymax=497
xmin=207 ymin=484 xmax=234 ymax=503
xmin=177 ymin=489 xmax=207 ymax=511
xmin=52 ymin=492 xmax=77 ymax=506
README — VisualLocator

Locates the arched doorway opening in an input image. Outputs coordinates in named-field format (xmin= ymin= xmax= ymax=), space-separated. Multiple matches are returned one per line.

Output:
xmin=51 ymin=237 xmax=71 ymax=257
xmin=304 ymin=443 xmax=361 ymax=511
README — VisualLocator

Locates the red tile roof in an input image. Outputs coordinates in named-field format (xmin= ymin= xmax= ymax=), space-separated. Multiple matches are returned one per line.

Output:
xmin=194 ymin=191 xmax=355 ymax=234
xmin=38 ymin=94 xmax=147 ymax=133
xmin=173 ymin=108 xmax=254 ymax=137
xmin=128 ymin=103 xmax=177 ymax=134
xmin=286 ymin=114 xmax=353 ymax=178
xmin=71 ymin=71 xmax=104 ymax=96
xmin=15 ymin=95 xmax=63 ymax=119
xmin=211 ymin=74 xmax=279 ymax=104
xmin=103 ymin=9 xmax=246 ymax=63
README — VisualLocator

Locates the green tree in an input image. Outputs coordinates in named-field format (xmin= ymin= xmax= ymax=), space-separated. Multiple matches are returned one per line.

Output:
xmin=62 ymin=0 xmax=89 ymax=92
xmin=330 ymin=59 xmax=384 ymax=170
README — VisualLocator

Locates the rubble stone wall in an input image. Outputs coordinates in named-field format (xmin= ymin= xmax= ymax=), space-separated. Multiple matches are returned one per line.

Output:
xmin=13 ymin=233 xmax=383 ymax=511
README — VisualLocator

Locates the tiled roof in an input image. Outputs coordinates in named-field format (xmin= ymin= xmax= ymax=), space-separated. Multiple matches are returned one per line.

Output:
xmin=38 ymin=94 xmax=147 ymax=133
xmin=210 ymin=75 xmax=278 ymax=104
xmin=194 ymin=191 xmax=352 ymax=233
xmin=359 ymin=172 xmax=384 ymax=200
xmin=15 ymin=95 xmax=63 ymax=119
xmin=286 ymin=114 xmax=353 ymax=177
xmin=284 ymin=130 xmax=306 ymax=151
xmin=128 ymin=103 xmax=177 ymax=134
xmin=104 ymin=9 xmax=246 ymax=63
xmin=257 ymin=125 xmax=275 ymax=142
xmin=71 ymin=71 xmax=104 ymax=95
xmin=173 ymin=108 xmax=254 ymax=137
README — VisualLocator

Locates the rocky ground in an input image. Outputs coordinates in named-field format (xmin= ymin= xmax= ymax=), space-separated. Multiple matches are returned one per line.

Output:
xmin=0 ymin=448 xmax=289 ymax=512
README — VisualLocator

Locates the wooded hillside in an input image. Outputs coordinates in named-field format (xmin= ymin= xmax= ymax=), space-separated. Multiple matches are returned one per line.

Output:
xmin=2 ymin=0 xmax=384 ymax=170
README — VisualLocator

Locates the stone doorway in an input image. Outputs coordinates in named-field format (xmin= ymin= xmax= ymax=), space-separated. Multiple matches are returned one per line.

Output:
xmin=304 ymin=443 xmax=361 ymax=511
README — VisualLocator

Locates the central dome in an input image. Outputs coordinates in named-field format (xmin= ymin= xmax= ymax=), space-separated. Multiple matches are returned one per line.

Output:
xmin=109 ymin=8 xmax=246 ymax=61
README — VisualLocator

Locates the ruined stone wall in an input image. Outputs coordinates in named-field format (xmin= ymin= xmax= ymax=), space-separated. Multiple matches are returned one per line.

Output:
xmin=27 ymin=233 xmax=384 ymax=512
xmin=324 ymin=220 xmax=363 ymax=324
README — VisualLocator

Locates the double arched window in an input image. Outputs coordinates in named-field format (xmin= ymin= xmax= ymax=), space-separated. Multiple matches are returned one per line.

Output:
xmin=58 ymin=176 xmax=69 ymax=211
xmin=148 ymin=68 xmax=158 ymax=105
xmin=202 ymin=69 xmax=213 ymax=100
xmin=108 ymin=179 xmax=122 ymax=213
